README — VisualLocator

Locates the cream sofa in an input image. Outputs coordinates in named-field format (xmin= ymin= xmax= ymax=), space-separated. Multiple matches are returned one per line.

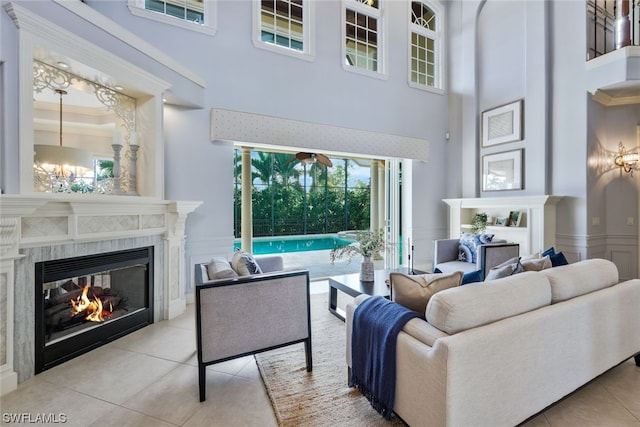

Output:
xmin=346 ymin=259 xmax=640 ymax=426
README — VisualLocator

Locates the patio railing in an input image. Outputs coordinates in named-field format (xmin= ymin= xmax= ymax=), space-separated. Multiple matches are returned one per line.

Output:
xmin=235 ymin=218 xmax=356 ymax=238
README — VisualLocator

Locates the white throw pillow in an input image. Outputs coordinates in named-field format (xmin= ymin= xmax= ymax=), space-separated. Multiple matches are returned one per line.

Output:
xmin=231 ymin=250 xmax=263 ymax=276
xmin=485 ymin=256 xmax=524 ymax=281
xmin=521 ymin=255 xmax=552 ymax=271
xmin=206 ymin=257 xmax=237 ymax=280
xmin=520 ymin=251 xmax=541 ymax=261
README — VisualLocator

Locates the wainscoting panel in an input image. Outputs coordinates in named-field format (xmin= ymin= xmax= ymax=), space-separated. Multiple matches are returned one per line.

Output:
xmin=611 ymin=250 xmax=634 ymax=280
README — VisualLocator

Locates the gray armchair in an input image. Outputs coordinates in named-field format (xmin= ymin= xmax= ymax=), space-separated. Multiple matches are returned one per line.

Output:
xmin=433 ymin=239 xmax=520 ymax=280
xmin=194 ymin=255 xmax=312 ymax=401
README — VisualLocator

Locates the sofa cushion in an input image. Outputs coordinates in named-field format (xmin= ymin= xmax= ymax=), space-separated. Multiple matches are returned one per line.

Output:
xmin=390 ymin=271 xmax=463 ymax=315
xmin=521 ymin=255 xmax=552 ymax=271
xmin=232 ymin=250 xmax=263 ymax=276
xmin=461 ymin=269 xmax=483 ymax=285
xmin=425 ymin=271 xmax=552 ymax=334
xmin=484 ymin=256 xmax=524 ymax=281
xmin=538 ymin=258 xmax=618 ymax=303
xmin=434 ymin=260 xmax=478 ymax=275
xmin=484 ymin=263 xmax=514 ymax=280
xmin=207 ymin=257 xmax=238 ymax=280
xmin=542 ymin=246 xmax=556 ymax=257
xmin=550 ymin=251 xmax=569 ymax=267
xmin=521 ymin=251 xmax=540 ymax=261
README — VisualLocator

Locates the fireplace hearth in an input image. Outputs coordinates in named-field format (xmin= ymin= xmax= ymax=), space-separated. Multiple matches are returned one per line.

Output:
xmin=34 ymin=247 xmax=154 ymax=373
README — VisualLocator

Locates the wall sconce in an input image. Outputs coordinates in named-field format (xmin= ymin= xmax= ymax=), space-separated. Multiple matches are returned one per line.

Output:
xmin=614 ymin=142 xmax=639 ymax=176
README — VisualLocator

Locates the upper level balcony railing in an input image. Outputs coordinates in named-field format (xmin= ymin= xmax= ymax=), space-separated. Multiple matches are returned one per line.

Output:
xmin=587 ymin=0 xmax=640 ymax=60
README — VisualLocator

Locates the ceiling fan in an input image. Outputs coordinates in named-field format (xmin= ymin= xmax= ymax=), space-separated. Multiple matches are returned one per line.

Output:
xmin=290 ymin=152 xmax=333 ymax=167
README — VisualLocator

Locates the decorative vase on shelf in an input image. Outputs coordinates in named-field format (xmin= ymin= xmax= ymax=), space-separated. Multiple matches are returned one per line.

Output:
xmin=360 ymin=255 xmax=375 ymax=282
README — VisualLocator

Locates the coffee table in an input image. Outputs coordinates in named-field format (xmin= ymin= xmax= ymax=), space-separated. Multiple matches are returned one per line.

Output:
xmin=328 ymin=268 xmax=423 ymax=321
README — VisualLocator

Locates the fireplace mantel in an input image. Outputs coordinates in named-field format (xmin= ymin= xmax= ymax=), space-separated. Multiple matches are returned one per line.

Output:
xmin=0 ymin=194 xmax=201 ymax=247
xmin=0 ymin=194 xmax=202 ymax=395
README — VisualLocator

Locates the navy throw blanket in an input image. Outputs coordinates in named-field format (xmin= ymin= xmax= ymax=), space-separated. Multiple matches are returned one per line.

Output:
xmin=349 ymin=296 xmax=420 ymax=420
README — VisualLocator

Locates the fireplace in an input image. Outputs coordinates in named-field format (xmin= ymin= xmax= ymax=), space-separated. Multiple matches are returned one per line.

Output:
xmin=0 ymin=196 xmax=200 ymax=394
xmin=34 ymin=247 xmax=154 ymax=373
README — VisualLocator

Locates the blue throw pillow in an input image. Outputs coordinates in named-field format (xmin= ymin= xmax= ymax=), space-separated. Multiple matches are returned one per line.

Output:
xmin=542 ymin=247 xmax=555 ymax=257
xmin=459 ymin=233 xmax=495 ymax=264
xmin=550 ymin=251 xmax=568 ymax=267
xmin=477 ymin=233 xmax=495 ymax=244
xmin=458 ymin=244 xmax=473 ymax=262
xmin=433 ymin=268 xmax=442 ymax=273
xmin=461 ymin=270 xmax=483 ymax=285
xmin=458 ymin=233 xmax=477 ymax=263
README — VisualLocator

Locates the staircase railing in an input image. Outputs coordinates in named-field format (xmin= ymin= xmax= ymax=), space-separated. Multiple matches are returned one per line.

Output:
xmin=587 ymin=0 xmax=640 ymax=60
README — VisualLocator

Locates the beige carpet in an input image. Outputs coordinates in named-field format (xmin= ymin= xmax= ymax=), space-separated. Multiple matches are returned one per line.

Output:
xmin=254 ymin=293 xmax=406 ymax=427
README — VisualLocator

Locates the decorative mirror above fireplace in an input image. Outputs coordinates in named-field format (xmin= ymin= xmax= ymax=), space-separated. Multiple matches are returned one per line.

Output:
xmin=32 ymin=60 xmax=138 ymax=195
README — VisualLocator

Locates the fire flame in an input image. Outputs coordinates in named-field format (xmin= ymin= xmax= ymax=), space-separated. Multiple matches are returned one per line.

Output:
xmin=70 ymin=285 xmax=111 ymax=322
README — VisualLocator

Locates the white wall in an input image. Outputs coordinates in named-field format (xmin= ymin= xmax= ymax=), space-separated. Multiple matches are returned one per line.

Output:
xmin=451 ymin=0 xmax=638 ymax=276
xmin=3 ymin=0 xmax=636 ymax=285
xmin=587 ymin=100 xmax=640 ymax=279
xmin=1 ymin=0 xmax=452 ymax=291
xmin=550 ymin=0 xmax=589 ymax=261
xmin=475 ymin=0 xmax=550 ymax=198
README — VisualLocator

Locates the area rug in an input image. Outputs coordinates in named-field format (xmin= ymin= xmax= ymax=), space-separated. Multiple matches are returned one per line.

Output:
xmin=254 ymin=293 xmax=406 ymax=427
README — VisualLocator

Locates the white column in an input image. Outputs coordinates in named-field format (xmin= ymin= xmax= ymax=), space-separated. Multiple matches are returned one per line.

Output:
xmin=402 ymin=159 xmax=413 ymax=268
xmin=164 ymin=201 xmax=202 ymax=320
xmin=386 ymin=159 xmax=401 ymax=269
xmin=370 ymin=161 xmax=379 ymax=231
xmin=0 ymin=218 xmax=21 ymax=396
xmin=377 ymin=161 xmax=386 ymax=231
xmin=241 ymin=148 xmax=253 ymax=253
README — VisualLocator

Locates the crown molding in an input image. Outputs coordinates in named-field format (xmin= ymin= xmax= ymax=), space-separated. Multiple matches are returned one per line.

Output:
xmin=591 ymin=89 xmax=640 ymax=106
xmin=5 ymin=2 xmax=171 ymax=95
xmin=51 ymin=0 xmax=205 ymax=88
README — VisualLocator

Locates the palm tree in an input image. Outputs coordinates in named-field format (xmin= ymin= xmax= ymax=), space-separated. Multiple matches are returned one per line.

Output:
xmin=273 ymin=153 xmax=301 ymax=185
xmin=308 ymin=160 xmax=330 ymax=191
xmin=233 ymin=149 xmax=242 ymax=183
xmin=251 ymin=152 xmax=274 ymax=187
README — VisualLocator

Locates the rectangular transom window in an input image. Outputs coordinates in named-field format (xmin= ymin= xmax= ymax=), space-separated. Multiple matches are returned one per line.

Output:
xmin=253 ymin=0 xmax=314 ymax=60
xmin=411 ymin=32 xmax=434 ymax=86
xmin=344 ymin=0 xmax=384 ymax=76
xmin=146 ymin=0 xmax=204 ymax=23
xmin=261 ymin=0 xmax=304 ymax=51
xmin=409 ymin=1 xmax=443 ymax=92
xmin=128 ymin=0 xmax=217 ymax=35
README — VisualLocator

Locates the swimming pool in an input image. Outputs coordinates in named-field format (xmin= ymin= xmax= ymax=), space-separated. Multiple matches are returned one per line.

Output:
xmin=233 ymin=234 xmax=354 ymax=255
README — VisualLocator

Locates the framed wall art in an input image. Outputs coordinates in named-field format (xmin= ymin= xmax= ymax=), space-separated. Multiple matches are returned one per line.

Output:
xmin=482 ymin=100 xmax=523 ymax=147
xmin=482 ymin=149 xmax=523 ymax=191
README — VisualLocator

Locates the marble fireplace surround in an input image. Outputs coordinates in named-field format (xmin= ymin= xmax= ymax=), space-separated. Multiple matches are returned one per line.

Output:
xmin=0 ymin=194 xmax=201 ymax=394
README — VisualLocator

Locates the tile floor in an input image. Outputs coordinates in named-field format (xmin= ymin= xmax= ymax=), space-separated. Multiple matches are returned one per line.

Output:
xmin=2 ymin=280 xmax=639 ymax=427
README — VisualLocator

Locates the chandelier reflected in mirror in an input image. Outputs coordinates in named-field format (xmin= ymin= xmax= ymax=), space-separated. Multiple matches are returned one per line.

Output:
xmin=32 ymin=59 xmax=137 ymax=194
xmin=34 ymin=88 xmax=94 ymax=193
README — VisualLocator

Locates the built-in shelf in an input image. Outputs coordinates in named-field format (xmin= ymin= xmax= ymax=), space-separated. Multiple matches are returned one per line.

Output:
xmin=444 ymin=195 xmax=563 ymax=256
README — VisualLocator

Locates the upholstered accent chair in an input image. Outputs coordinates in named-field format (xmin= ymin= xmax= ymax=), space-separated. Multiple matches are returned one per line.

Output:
xmin=433 ymin=238 xmax=520 ymax=280
xmin=194 ymin=255 xmax=312 ymax=401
